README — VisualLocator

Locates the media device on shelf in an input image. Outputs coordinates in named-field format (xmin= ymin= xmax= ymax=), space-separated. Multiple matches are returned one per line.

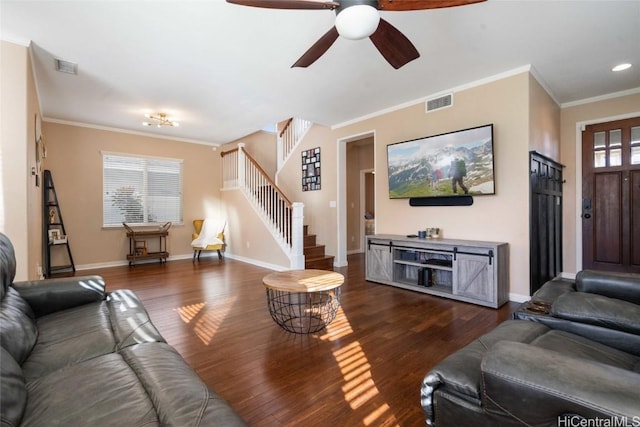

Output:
xmin=387 ymin=124 xmax=495 ymax=199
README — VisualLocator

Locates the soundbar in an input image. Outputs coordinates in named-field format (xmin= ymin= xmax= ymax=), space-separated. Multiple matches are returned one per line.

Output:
xmin=409 ymin=196 xmax=473 ymax=206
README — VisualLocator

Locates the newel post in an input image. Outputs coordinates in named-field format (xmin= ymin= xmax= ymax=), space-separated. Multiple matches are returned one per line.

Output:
xmin=290 ymin=202 xmax=305 ymax=269
xmin=276 ymin=133 xmax=284 ymax=172
xmin=237 ymin=143 xmax=246 ymax=188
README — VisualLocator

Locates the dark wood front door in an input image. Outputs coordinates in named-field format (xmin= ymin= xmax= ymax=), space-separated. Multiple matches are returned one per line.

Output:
xmin=582 ymin=116 xmax=640 ymax=273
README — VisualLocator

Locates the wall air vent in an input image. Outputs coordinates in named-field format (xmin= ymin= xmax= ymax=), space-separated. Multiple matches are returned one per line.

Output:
xmin=54 ymin=58 xmax=78 ymax=75
xmin=425 ymin=93 xmax=453 ymax=113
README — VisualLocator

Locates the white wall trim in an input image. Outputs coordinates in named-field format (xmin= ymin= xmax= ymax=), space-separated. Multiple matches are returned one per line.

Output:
xmin=1 ymin=35 xmax=31 ymax=47
xmin=561 ymin=87 xmax=640 ymax=109
xmin=223 ymin=253 xmax=287 ymax=271
xmin=508 ymin=293 xmax=530 ymax=303
xmin=75 ymin=250 xmax=285 ymax=272
xmin=43 ymin=118 xmax=220 ymax=147
xmin=337 ymin=130 xmax=376 ymax=267
xmin=331 ymin=65 xmax=532 ymax=130
xmin=528 ymin=64 xmax=561 ymax=106
xmin=358 ymin=168 xmax=374 ymax=254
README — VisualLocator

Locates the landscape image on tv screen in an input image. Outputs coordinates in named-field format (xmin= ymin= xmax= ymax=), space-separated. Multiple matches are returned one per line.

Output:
xmin=387 ymin=124 xmax=495 ymax=199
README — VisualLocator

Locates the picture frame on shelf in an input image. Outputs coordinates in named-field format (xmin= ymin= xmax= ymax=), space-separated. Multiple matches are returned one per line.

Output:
xmin=48 ymin=229 xmax=60 ymax=243
xmin=48 ymin=229 xmax=67 ymax=244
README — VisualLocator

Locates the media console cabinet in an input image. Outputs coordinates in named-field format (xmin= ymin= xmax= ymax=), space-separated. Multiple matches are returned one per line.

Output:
xmin=366 ymin=234 xmax=509 ymax=308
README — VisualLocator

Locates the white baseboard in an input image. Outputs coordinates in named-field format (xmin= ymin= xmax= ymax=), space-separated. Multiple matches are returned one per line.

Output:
xmin=75 ymin=252 xmax=200 ymax=271
xmin=508 ymin=293 xmax=530 ymax=303
xmin=223 ymin=253 xmax=288 ymax=272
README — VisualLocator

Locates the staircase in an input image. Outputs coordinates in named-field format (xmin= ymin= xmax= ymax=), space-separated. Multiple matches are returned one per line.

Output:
xmin=304 ymin=225 xmax=334 ymax=270
xmin=221 ymin=118 xmax=335 ymax=270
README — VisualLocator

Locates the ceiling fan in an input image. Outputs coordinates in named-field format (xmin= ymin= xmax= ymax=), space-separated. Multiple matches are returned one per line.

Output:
xmin=227 ymin=0 xmax=486 ymax=69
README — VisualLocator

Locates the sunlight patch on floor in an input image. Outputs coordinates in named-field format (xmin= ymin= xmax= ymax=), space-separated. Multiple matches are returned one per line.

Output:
xmin=319 ymin=307 xmax=353 ymax=342
xmin=320 ymin=309 xmax=399 ymax=426
xmin=175 ymin=298 xmax=236 ymax=345
xmin=176 ymin=302 xmax=205 ymax=323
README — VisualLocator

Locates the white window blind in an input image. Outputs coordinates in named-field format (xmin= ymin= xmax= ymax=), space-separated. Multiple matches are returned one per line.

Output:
xmin=103 ymin=152 xmax=183 ymax=227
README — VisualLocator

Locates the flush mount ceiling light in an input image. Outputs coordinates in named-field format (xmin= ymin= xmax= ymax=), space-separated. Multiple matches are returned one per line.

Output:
xmin=612 ymin=63 xmax=632 ymax=72
xmin=142 ymin=113 xmax=179 ymax=127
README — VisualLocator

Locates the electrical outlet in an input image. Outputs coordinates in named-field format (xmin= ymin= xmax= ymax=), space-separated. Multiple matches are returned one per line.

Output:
xmin=36 ymin=265 xmax=43 ymax=276
xmin=246 ymin=241 xmax=250 ymax=248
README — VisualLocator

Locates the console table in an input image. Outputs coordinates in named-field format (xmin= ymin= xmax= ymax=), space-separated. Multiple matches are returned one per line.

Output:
xmin=124 ymin=222 xmax=171 ymax=266
xmin=366 ymin=234 xmax=508 ymax=308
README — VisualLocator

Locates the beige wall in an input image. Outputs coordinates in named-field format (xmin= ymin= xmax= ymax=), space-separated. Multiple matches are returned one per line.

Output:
xmin=224 ymin=130 xmax=277 ymax=180
xmin=276 ymin=124 xmax=338 ymax=254
xmin=529 ymin=75 xmax=561 ymax=160
xmin=1 ymin=40 xmax=42 ymax=280
xmin=349 ymin=73 xmax=532 ymax=296
xmin=560 ymin=93 xmax=640 ymax=273
xmin=221 ymin=189 xmax=290 ymax=268
xmin=276 ymin=72 xmax=537 ymax=297
xmin=42 ymin=122 xmax=224 ymax=267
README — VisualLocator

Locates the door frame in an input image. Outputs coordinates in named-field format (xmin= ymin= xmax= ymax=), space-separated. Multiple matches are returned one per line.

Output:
xmin=337 ymin=130 xmax=376 ymax=267
xmin=573 ymin=111 xmax=640 ymax=271
xmin=359 ymin=168 xmax=375 ymax=254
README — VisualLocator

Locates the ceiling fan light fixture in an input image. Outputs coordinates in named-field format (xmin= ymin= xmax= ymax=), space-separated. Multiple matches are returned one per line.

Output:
xmin=335 ymin=5 xmax=380 ymax=40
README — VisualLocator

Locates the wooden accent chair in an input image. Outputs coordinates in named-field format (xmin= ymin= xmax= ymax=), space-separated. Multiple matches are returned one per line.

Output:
xmin=191 ymin=219 xmax=225 ymax=261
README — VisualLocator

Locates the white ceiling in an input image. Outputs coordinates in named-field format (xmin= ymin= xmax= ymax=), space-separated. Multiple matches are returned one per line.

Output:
xmin=1 ymin=0 xmax=639 ymax=146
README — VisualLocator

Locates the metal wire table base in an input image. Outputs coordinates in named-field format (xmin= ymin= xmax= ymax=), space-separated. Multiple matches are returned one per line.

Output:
xmin=266 ymin=288 xmax=341 ymax=334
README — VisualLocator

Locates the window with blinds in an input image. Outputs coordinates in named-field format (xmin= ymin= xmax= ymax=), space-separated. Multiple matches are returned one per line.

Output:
xmin=103 ymin=152 xmax=183 ymax=227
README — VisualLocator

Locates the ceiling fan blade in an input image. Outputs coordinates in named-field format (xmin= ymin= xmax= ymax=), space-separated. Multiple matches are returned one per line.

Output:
xmin=292 ymin=26 xmax=340 ymax=68
xmin=369 ymin=18 xmax=419 ymax=69
xmin=376 ymin=0 xmax=485 ymax=11
xmin=227 ymin=0 xmax=339 ymax=10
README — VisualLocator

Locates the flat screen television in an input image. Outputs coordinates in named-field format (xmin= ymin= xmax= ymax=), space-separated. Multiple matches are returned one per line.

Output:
xmin=387 ymin=124 xmax=495 ymax=199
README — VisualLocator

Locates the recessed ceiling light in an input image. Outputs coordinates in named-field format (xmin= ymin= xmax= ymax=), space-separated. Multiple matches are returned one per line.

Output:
xmin=612 ymin=63 xmax=632 ymax=72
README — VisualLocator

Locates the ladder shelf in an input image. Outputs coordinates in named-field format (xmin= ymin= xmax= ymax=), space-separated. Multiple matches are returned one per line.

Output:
xmin=43 ymin=170 xmax=75 ymax=277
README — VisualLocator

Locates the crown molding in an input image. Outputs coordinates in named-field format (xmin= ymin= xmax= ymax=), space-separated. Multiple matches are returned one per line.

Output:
xmin=332 ymin=65 xmax=533 ymax=130
xmin=42 ymin=118 xmax=220 ymax=146
xmin=561 ymin=87 xmax=640 ymax=109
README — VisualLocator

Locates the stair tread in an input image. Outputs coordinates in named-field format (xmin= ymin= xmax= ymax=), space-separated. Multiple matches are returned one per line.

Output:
xmin=305 ymin=255 xmax=334 ymax=261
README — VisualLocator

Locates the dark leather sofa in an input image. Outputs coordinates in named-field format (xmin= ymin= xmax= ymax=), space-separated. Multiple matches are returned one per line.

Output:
xmin=0 ymin=232 xmax=247 ymax=426
xmin=421 ymin=271 xmax=640 ymax=426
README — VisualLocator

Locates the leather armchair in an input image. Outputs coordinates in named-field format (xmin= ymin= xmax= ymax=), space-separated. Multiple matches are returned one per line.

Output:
xmin=421 ymin=320 xmax=640 ymax=426
xmin=514 ymin=270 xmax=640 ymax=355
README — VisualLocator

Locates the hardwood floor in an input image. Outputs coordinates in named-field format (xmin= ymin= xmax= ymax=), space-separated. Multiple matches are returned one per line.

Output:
xmin=81 ymin=253 xmax=518 ymax=427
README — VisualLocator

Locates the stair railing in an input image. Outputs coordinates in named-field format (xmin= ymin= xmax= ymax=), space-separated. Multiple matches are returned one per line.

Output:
xmin=277 ymin=117 xmax=312 ymax=171
xmin=221 ymin=143 xmax=304 ymax=269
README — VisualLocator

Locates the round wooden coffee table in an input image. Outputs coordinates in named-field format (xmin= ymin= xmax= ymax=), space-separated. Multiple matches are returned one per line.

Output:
xmin=263 ymin=269 xmax=344 ymax=334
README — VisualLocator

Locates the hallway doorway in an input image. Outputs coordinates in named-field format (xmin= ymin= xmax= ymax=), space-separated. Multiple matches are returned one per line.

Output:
xmin=337 ymin=130 xmax=375 ymax=266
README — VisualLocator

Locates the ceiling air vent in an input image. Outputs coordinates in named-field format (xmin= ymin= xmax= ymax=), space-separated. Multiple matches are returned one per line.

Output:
xmin=54 ymin=58 xmax=78 ymax=75
xmin=425 ymin=93 xmax=453 ymax=113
